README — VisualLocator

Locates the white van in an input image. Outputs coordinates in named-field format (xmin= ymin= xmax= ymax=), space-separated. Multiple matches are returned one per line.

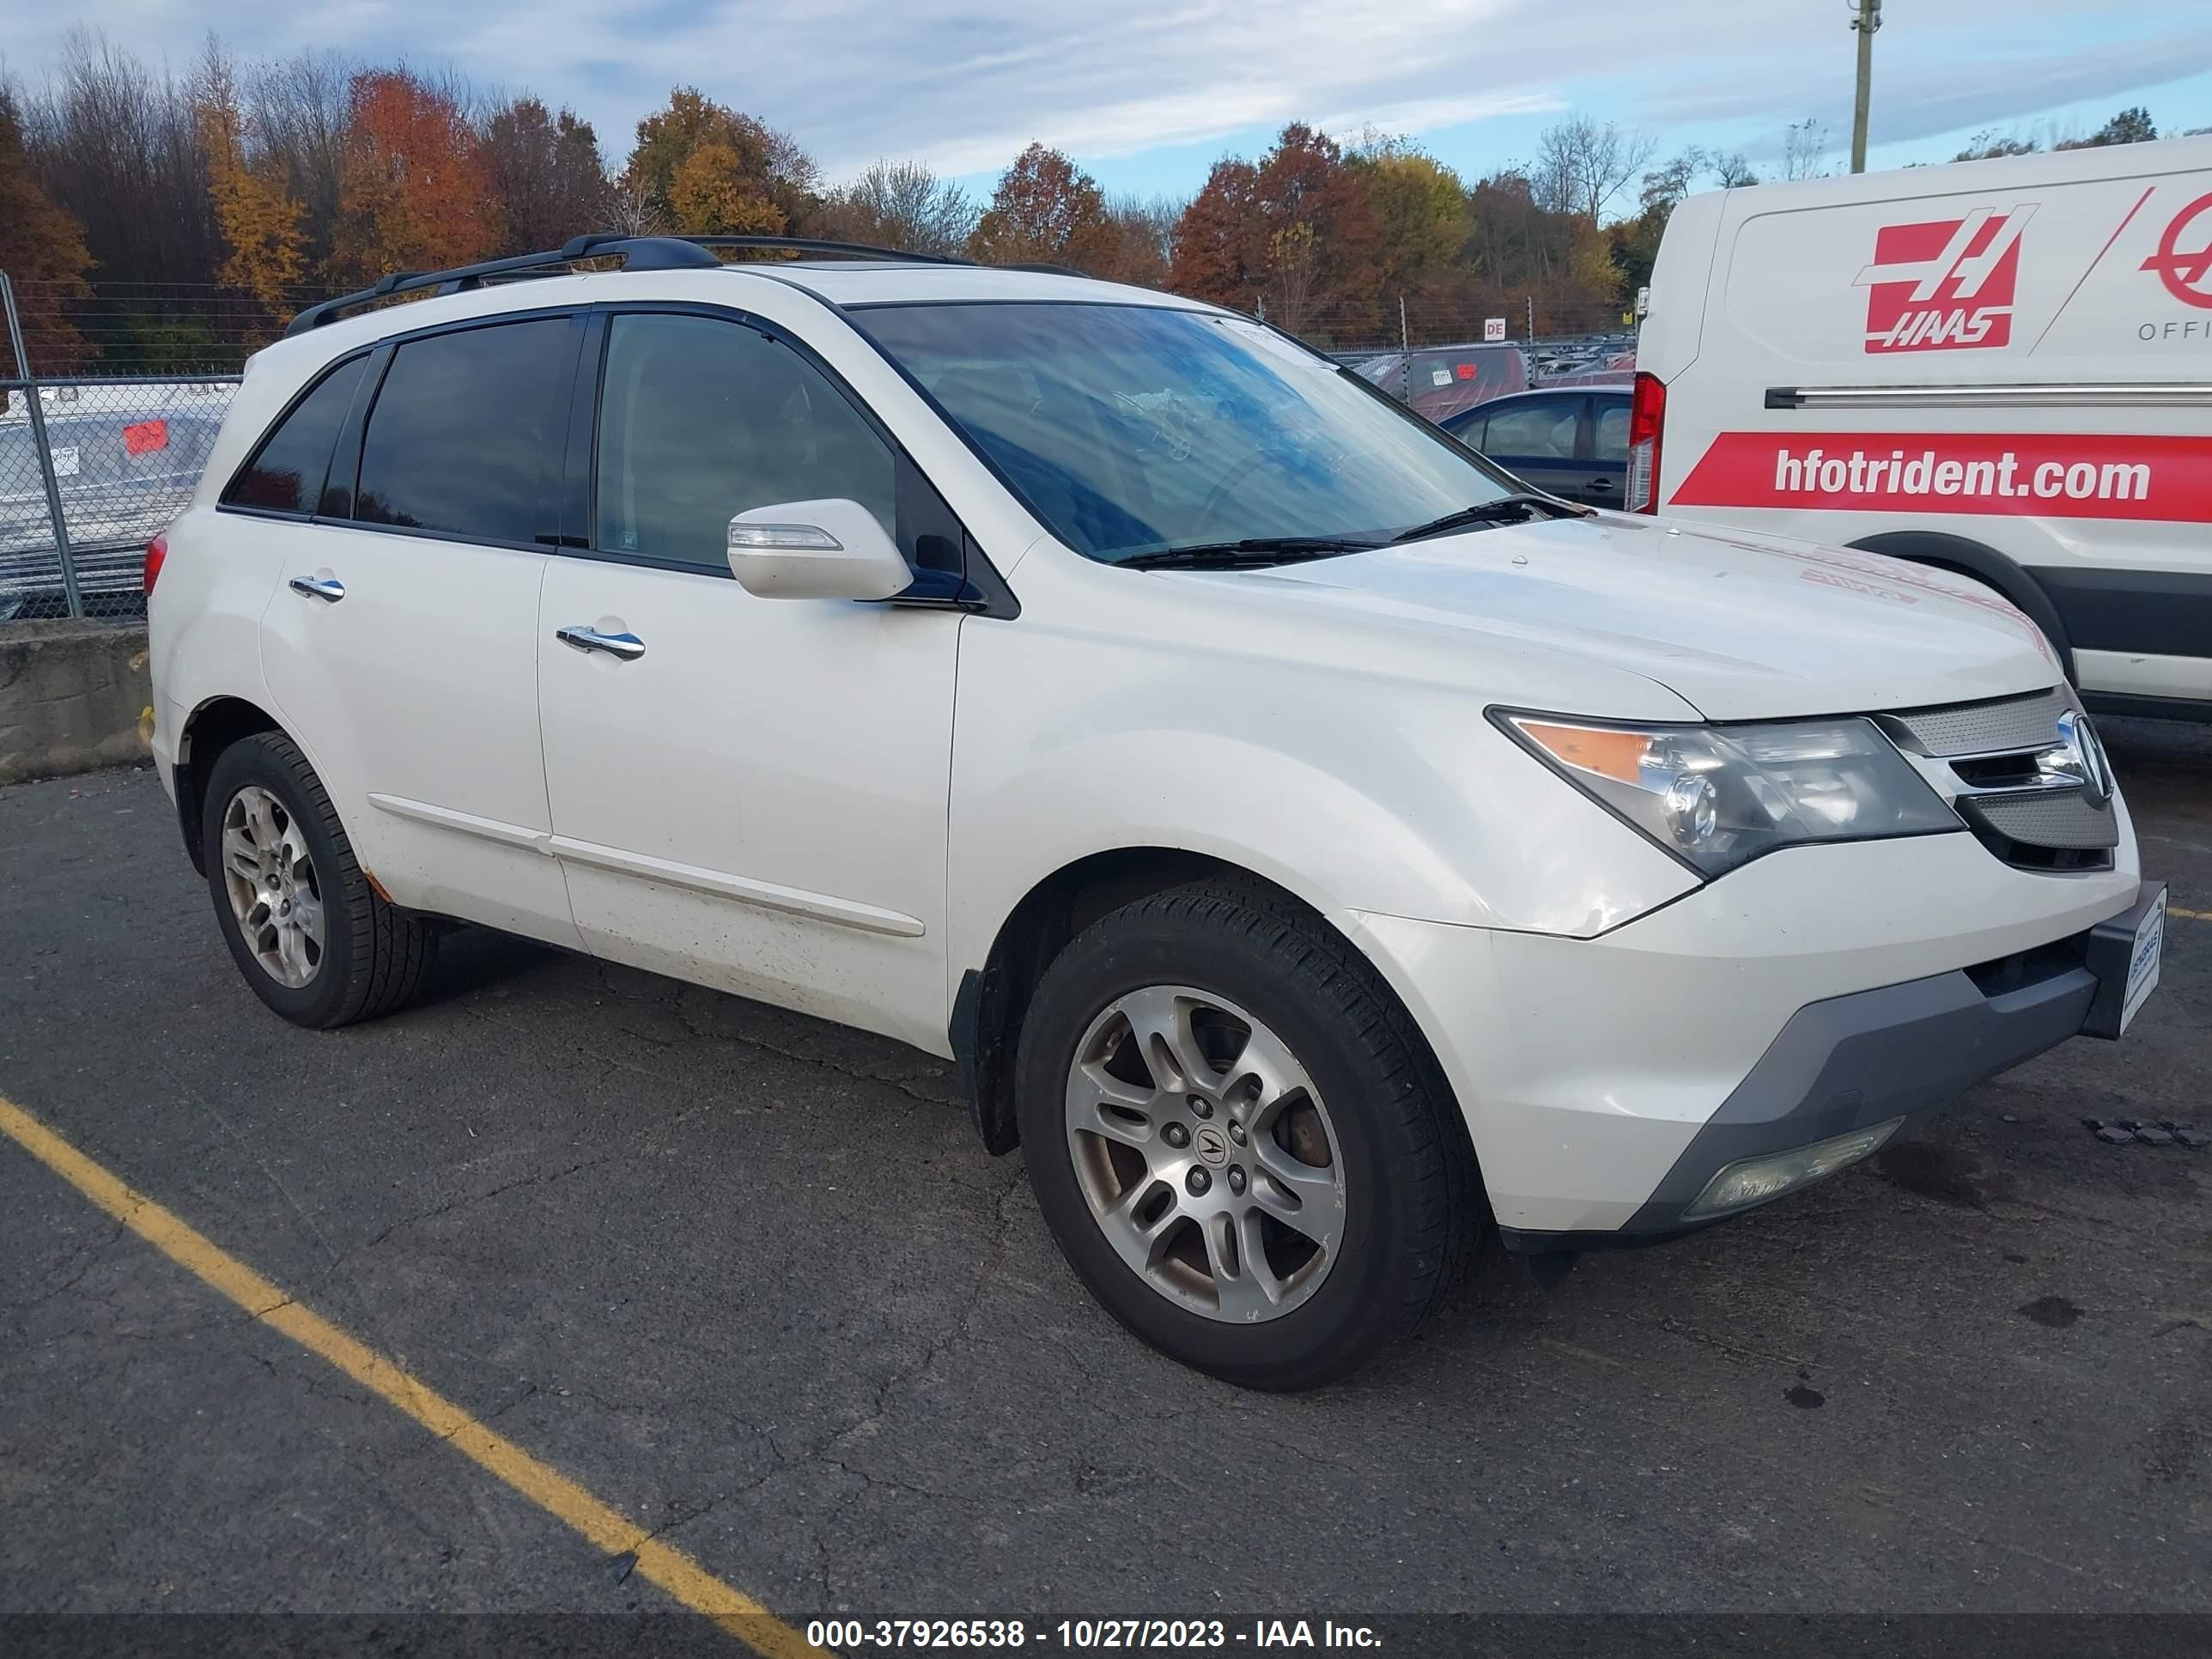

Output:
xmin=1633 ymin=136 xmax=2212 ymax=720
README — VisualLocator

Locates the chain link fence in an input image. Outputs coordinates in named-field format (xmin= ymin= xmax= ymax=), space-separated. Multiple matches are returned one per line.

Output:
xmin=1282 ymin=295 xmax=1637 ymax=356
xmin=1 ymin=273 xmax=244 ymax=622
xmin=1276 ymin=294 xmax=1638 ymax=423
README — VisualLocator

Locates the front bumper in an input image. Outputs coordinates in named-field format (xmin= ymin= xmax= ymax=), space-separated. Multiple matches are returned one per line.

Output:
xmin=1506 ymin=884 xmax=2163 ymax=1251
xmin=1346 ymin=826 xmax=2148 ymax=1243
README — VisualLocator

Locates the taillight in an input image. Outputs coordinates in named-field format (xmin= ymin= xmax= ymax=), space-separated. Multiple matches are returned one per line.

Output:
xmin=143 ymin=532 xmax=167 ymax=596
xmin=1626 ymin=371 xmax=1666 ymax=514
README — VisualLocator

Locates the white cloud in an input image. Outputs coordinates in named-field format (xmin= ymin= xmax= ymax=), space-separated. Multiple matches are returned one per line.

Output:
xmin=3 ymin=0 xmax=2203 ymax=189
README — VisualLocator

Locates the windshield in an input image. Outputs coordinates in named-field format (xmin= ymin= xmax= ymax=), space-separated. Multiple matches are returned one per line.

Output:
xmin=854 ymin=301 xmax=1515 ymax=563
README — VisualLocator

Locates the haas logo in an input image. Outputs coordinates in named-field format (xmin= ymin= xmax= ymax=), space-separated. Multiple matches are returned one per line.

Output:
xmin=1855 ymin=205 xmax=2035 ymax=352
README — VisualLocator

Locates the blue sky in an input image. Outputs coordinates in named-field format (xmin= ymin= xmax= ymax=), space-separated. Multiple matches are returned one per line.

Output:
xmin=7 ymin=1 xmax=2209 ymax=212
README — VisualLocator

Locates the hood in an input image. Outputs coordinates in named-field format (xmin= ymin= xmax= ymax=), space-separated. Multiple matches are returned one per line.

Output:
xmin=1194 ymin=513 xmax=2062 ymax=721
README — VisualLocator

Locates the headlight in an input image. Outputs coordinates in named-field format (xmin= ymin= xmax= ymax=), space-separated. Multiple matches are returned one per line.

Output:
xmin=1492 ymin=709 xmax=1959 ymax=878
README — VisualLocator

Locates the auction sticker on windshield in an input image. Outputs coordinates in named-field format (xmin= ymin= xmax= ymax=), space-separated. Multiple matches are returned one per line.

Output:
xmin=52 ymin=443 xmax=79 ymax=477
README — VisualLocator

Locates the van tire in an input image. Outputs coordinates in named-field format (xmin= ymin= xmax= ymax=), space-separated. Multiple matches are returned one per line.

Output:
xmin=1014 ymin=881 xmax=1481 ymax=1390
xmin=201 ymin=731 xmax=438 ymax=1030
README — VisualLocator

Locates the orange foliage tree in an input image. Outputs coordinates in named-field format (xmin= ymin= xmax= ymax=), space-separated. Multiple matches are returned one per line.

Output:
xmin=331 ymin=70 xmax=492 ymax=283
xmin=0 ymin=84 xmax=94 ymax=372
xmin=1171 ymin=125 xmax=1380 ymax=335
xmin=196 ymin=46 xmax=307 ymax=316
xmin=623 ymin=88 xmax=815 ymax=237
xmin=968 ymin=143 xmax=1118 ymax=270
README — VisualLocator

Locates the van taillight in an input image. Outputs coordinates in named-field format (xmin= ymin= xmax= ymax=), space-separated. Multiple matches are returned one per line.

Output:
xmin=1626 ymin=372 xmax=1666 ymax=514
xmin=143 ymin=532 xmax=167 ymax=596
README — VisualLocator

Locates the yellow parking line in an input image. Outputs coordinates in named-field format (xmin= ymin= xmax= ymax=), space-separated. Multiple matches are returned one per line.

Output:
xmin=0 ymin=1092 xmax=823 ymax=1659
xmin=2172 ymin=905 xmax=2211 ymax=922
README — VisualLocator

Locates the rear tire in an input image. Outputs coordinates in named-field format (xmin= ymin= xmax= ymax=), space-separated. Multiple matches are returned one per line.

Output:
xmin=1016 ymin=883 xmax=1480 ymax=1390
xmin=201 ymin=731 xmax=436 ymax=1029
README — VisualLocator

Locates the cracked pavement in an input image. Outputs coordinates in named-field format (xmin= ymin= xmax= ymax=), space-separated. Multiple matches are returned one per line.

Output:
xmin=1 ymin=720 xmax=2209 ymax=1621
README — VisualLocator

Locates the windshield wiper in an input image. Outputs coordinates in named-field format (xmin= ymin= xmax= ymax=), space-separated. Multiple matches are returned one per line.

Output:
xmin=1391 ymin=493 xmax=1592 ymax=544
xmin=1117 ymin=536 xmax=1383 ymax=570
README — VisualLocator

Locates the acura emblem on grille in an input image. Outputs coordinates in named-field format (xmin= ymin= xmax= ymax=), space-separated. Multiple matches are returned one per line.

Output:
xmin=2054 ymin=710 xmax=2113 ymax=807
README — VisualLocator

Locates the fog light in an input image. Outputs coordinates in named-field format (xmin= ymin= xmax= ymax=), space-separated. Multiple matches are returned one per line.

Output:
xmin=1681 ymin=1117 xmax=1905 ymax=1221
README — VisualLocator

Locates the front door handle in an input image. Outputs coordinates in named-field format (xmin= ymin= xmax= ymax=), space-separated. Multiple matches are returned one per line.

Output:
xmin=556 ymin=624 xmax=646 ymax=661
xmin=289 ymin=574 xmax=345 ymax=603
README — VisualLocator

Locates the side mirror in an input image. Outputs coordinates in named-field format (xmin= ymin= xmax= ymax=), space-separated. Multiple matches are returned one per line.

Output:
xmin=726 ymin=498 xmax=909 ymax=601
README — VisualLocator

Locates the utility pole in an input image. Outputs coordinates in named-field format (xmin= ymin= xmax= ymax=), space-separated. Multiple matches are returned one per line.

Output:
xmin=1849 ymin=0 xmax=1882 ymax=173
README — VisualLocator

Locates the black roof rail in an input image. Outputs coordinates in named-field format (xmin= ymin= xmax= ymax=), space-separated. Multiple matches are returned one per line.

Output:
xmin=283 ymin=234 xmax=975 ymax=337
xmin=672 ymin=234 xmax=972 ymax=266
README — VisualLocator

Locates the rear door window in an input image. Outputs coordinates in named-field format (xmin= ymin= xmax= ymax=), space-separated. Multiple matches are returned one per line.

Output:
xmin=1480 ymin=398 xmax=1583 ymax=460
xmin=353 ymin=319 xmax=575 ymax=543
xmin=222 ymin=355 xmax=369 ymax=514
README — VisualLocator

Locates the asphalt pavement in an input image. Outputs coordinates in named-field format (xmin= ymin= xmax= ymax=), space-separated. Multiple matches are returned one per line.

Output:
xmin=1 ymin=719 xmax=2207 ymax=1638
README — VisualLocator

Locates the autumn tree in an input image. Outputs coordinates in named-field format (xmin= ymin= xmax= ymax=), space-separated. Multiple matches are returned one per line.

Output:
xmin=1954 ymin=128 xmax=2037 ymax=161
xmin=1170 ymin=125 xmax=1378 ymax=332
xmin=622 ymin=88 xmax=816 ymax=237
xmin=1349 ymin=134 xmax=1468 ymax=294
xmin=2058 ymin=106 xmax=2157 ymax=149
xmin=195 ymin=40 xmax=307 ymax=316
xmin=331 ymin=69 xmax=492 ymax=283
xmin=1711 ymin=150 xmax=1759 ymax=188
xmin=969 ymin=142 xmax=1118 ymax=269
xmin=1535 ymin=114 xmax=1658 ymax=222
xmin=245 ymin=50 xmax=351 ymax=263
xmin=1607 ymin=147 xmax=1709 ymax=298
xmin=481 ymin=95 xmax=608 ymax=253
xmin=815 ymin=159 xmax=976 ymax=256
xmin=1168 ymin=155 xmax=1261 ymax=301
xmin=1266 ymin=221 xmax=1319 ymax=331
xmin=1088 ymin=193 xmax=1182 ymax=288
xmin=1781 ymin=118 xmax=1832 ymax=180
xmin=24 ymin=29 xmax=222 ymax=288
xmin=0 ymin=82 xmax=94 ymax=372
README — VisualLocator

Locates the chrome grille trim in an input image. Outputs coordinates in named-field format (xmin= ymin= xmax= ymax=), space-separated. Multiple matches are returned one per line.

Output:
xmin=1882 ymin=687 xmax=2073 ymax=758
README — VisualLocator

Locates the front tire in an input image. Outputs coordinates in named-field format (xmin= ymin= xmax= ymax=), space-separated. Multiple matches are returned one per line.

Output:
xmin=1016 ymin=884 xmax=1480 ymax=1390
xmin=201 ymin=731 xmax=437 ymax=1029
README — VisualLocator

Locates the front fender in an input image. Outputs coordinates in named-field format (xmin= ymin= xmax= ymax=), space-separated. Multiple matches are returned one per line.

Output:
xmin=945 ymin=619 xmax=1698 ymax=987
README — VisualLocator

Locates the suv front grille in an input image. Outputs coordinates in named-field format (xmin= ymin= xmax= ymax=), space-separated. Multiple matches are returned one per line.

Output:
xmin=1884 ymin=686 xmax=2071 ymax=757
xmin=1876 ymin=688 xmax=2117 ymax=874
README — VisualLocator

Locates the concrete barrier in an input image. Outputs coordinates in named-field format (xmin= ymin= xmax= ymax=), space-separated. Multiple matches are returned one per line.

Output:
xmin=0 ymin=622 xmax=153 ymax=786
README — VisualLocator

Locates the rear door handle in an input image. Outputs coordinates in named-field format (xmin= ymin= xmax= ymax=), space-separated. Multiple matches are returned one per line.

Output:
xmin=556 ymin=624 xmax=646 ymax=661
xmin=289 ymin=574 xmax=345 ymax=603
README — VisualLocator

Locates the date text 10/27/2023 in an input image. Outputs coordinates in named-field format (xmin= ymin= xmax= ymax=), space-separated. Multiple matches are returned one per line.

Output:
xmin=803 ymin=1620 xmax=1384 ymax=1650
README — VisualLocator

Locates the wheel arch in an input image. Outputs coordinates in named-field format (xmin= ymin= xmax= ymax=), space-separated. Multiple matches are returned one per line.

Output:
xmin=1848 ymin=529 xmax=2075 ymax=684
xmin=951 ymin=846 xmax=1460 ymax=1161
xmin=173 ymin=695 xmax=285 ymax=874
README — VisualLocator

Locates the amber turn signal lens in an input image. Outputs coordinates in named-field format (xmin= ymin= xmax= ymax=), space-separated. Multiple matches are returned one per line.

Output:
xmin=1518 ymin=721 xmax=1650 ymax=783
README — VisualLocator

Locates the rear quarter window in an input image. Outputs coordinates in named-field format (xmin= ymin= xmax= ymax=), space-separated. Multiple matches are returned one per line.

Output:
xmin=222 ymin=355 xmax=370 ymax=514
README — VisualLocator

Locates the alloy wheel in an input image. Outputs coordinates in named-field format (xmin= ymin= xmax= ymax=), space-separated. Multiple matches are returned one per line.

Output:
xmin=1063 ymin=984 xmax=1346 ymax=1323
xmin=219 ymin=785 xmax=325 ymax=989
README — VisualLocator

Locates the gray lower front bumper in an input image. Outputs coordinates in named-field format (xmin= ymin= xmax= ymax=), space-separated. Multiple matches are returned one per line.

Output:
xmin=1501 ymin=880 xmax=2161 ymax=1254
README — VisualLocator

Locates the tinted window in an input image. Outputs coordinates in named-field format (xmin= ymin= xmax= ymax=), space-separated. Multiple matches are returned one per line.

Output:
xmin=1593 ymin=399 xmax=1630 ymax=466
xmin=354 ymin=319 xmax=574 ymax=542
xmin=1481 ymin=399 xmax=1579 ymax=460
xmin=860 ymin=302 xmax=1514 ymax=563
xmin=222 ymin=355 xmax=368 ymax=514
xmin=594 ymin=313 xmax=896 ymax=568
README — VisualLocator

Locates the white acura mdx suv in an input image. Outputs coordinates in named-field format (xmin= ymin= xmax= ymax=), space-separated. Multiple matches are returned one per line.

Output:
xmin=146 ymin=235 xmax=2165 ymax=1389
